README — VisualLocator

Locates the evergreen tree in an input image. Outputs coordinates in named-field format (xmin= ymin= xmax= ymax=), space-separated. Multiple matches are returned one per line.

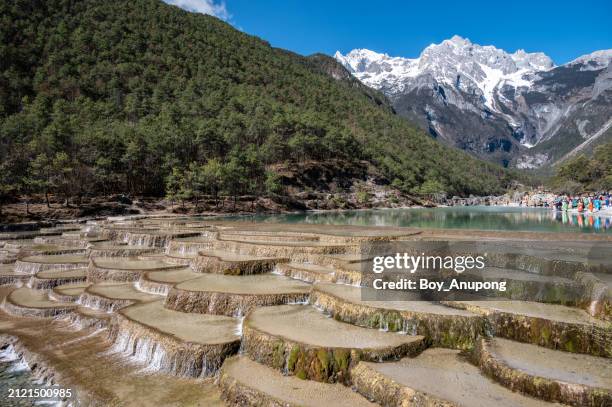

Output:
xmin=201 ymin=159 xmax=223 ymax=207
xmin=0 ymin=0 xmax=517 ymax=211
xmin=165 ymin=167 xmax=184 ymax=208
xmin=30 ymin=154 xmax=53 ymax=208
xmin=221 ymin=155 xmax=249 ymax=210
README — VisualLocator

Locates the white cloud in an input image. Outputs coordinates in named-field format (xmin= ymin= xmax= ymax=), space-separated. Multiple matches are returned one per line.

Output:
xmin=163 ymin=0 xmax=229 ymax=20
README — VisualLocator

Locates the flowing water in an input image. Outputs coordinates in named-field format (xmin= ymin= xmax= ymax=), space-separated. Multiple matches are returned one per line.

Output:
xmin=0 ymin=345 xmax=36 ymax=407
xmin=0 ymin=345 xmax=63 ymax=406
xmin=225 ymin=206 xmax=612 ymax=233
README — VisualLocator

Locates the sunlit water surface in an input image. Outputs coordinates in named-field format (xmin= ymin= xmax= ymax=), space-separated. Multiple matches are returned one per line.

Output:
xmin=223 ymin=206 xmax=612 ymax=233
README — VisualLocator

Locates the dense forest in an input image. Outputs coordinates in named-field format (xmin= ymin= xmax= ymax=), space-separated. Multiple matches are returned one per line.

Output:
xmin=552 ymin=142 xmax=612 ymax=193
xmin=0 ymin=0 xmax=515 ymax=214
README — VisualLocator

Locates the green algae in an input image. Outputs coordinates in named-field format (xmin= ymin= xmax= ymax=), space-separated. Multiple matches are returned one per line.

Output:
xmin=281 ymin=346 xmax=354 ymax=383
xmin=333 ymin=349 xmax=350 ymax=372
xmin=273 ymin=342 xmax=287 ymax=370
xmin=565 ymin=338 xmax=576 ymax=353
xmin=287 ymin=345 xmax=300 ymax=371
xmin=540 ymin=324 xmax=551 ymax=343
xmin=317 ymin=349 xmax=330 ymax=378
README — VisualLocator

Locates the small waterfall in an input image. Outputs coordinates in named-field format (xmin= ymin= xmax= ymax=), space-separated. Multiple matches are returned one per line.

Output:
xmin=311 ymin=301 xmax=326 ymax=313
xmin=400 ymin=320 xmax=419 ymax=336
xmin=145 ymin=342 xmax=167 ymax=373
xmin=1 ymin=299 xmax=74 ymax=318
xmin=132 ymin=337 xmax=160 ymax=365
xmin=0 ymin=344 xmax=29 ymax=373
xmin=273 ymin=264 xmax=321 ymax=283
xmin=88 ymin=246 xmax=156 ymax=258
xmin=106 ymin=329 xmax=204 ymax=377
xmin=48 ymin=289 xmax=82 ymax=303
xmin=134 ymin=280 xmax=168 ymax=296
xmin=378 ymin=320 xmax=390 ymax=332
xmin=286 ymin=297 xmax=310 ymax=305
xmin=124 ymin=232 xmax=189 ymax=249
xmin=230 ymin=305 xmax=246 ymax=318
xmin=77 ymin=293 xmax=103 ymax=310
xmin=64 ymin=312 xmax=108 ymax=331
xmin=105 ymin=313 xmax=240 ymax=378
xmin=29 ymin=275 xmax=86 ymax=290
xmin=14 ymin=261 xmax=42 ymax=275
xmin=588 ymin=283 xmax=609 ymax=316
xmin=104 ymin=329 xmax=132 ymax=356
xmin=234 ymin=317 xmax=245 ymax=337
xmin=14 ymin=261 xmax=83 ymax=275
xmin=332 ymin=271 xmax=362 ymax=287
xmin=1 ymin=342 xmax=75 ymax=406
xmin=77 ymin=293 xmax=126 ymax=313
xmin=166 ymin=240 xmax=212 ymax=256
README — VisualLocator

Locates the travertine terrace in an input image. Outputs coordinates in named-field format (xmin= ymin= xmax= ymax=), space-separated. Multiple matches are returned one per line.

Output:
xmin=0 ymin=215 xmax=610 ymax=406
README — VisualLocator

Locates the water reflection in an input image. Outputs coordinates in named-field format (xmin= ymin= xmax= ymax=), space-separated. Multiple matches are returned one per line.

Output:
xmin=555 ymin=210 xmax=610 ymax=232
xmin=232 ymin=206 xmax=612 ymax=233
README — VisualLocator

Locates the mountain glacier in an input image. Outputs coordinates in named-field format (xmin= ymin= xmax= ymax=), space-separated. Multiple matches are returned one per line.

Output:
xmin=335 ymin=36 xmax=612 ymax=168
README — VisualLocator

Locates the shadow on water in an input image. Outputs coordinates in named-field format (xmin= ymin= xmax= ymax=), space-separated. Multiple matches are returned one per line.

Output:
xmin=222 ymin=206 xmax=612 ymax=233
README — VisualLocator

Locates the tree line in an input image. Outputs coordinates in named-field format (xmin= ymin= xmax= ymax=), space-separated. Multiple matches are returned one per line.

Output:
xmin=1 ymin=0 xmax=515 ymax=217
xmin=552 ymin=142 xmax=612 ymax=194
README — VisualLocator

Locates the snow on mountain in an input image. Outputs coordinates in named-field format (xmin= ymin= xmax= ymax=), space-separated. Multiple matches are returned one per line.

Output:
xmin=568 ymin=49 xmax=612 ymax=70
xmin=335 ymin=36 xmax=554 ymax=110
xmin=333 ymin=49 xmax=420 ymax=93
xmin=334 ymin=36 xmax=612 ymax=168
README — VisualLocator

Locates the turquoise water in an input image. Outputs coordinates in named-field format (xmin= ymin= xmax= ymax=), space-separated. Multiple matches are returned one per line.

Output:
xmin=226 ymin=206 xmax=612 ymax=233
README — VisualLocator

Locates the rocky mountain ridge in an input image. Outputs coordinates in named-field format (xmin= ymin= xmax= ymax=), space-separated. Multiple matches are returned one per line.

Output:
xmin=335 ymin=36 xmax=612 ymax=168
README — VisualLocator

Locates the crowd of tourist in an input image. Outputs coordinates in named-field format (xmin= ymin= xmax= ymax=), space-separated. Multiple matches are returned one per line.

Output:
xmin=551 ymin=194 xmax=611 ymax=212
xmin=547 ymin=194 xmax=612 ymax=230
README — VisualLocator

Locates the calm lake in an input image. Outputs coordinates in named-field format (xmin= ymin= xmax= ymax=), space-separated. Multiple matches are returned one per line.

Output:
xmin=226 ymin=206 xmax=612 ymax=233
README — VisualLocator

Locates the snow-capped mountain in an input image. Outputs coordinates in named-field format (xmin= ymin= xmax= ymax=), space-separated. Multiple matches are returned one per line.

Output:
xmin=335 ymin=36 xmax=612 ymax=168
xmin=335 ymin=36 xmax=553 ymax=106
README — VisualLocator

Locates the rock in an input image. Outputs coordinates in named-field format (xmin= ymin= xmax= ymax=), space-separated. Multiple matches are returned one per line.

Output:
xmin=475 ymin=337 xmax=612 ymax=406
xmin=242 ymin=304 xmax=425 ymax=383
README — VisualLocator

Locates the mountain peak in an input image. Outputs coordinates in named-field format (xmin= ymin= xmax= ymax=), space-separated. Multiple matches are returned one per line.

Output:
xmin=511 ymin=49 xmax=554 ymax=71
xmin=334 ymin=37 xmax=611 ymax=168
xmin=569 ymin=49 xmax=612 ymax=70
xmin=444 ymin=34 xmax=472 ymax=47
xmin=335 ymin=36 xmax=555 ymax=102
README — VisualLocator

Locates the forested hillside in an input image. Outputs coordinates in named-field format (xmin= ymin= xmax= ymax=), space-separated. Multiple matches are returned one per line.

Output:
xmin=0 ymin=0 xmax=513 ymax=212
xmin=552 ymin=142 xmax=612 ymax=193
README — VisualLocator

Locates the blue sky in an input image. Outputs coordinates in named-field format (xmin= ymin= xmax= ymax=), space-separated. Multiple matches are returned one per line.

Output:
xmin=163 ymin=0 xmax=612 ymax=64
